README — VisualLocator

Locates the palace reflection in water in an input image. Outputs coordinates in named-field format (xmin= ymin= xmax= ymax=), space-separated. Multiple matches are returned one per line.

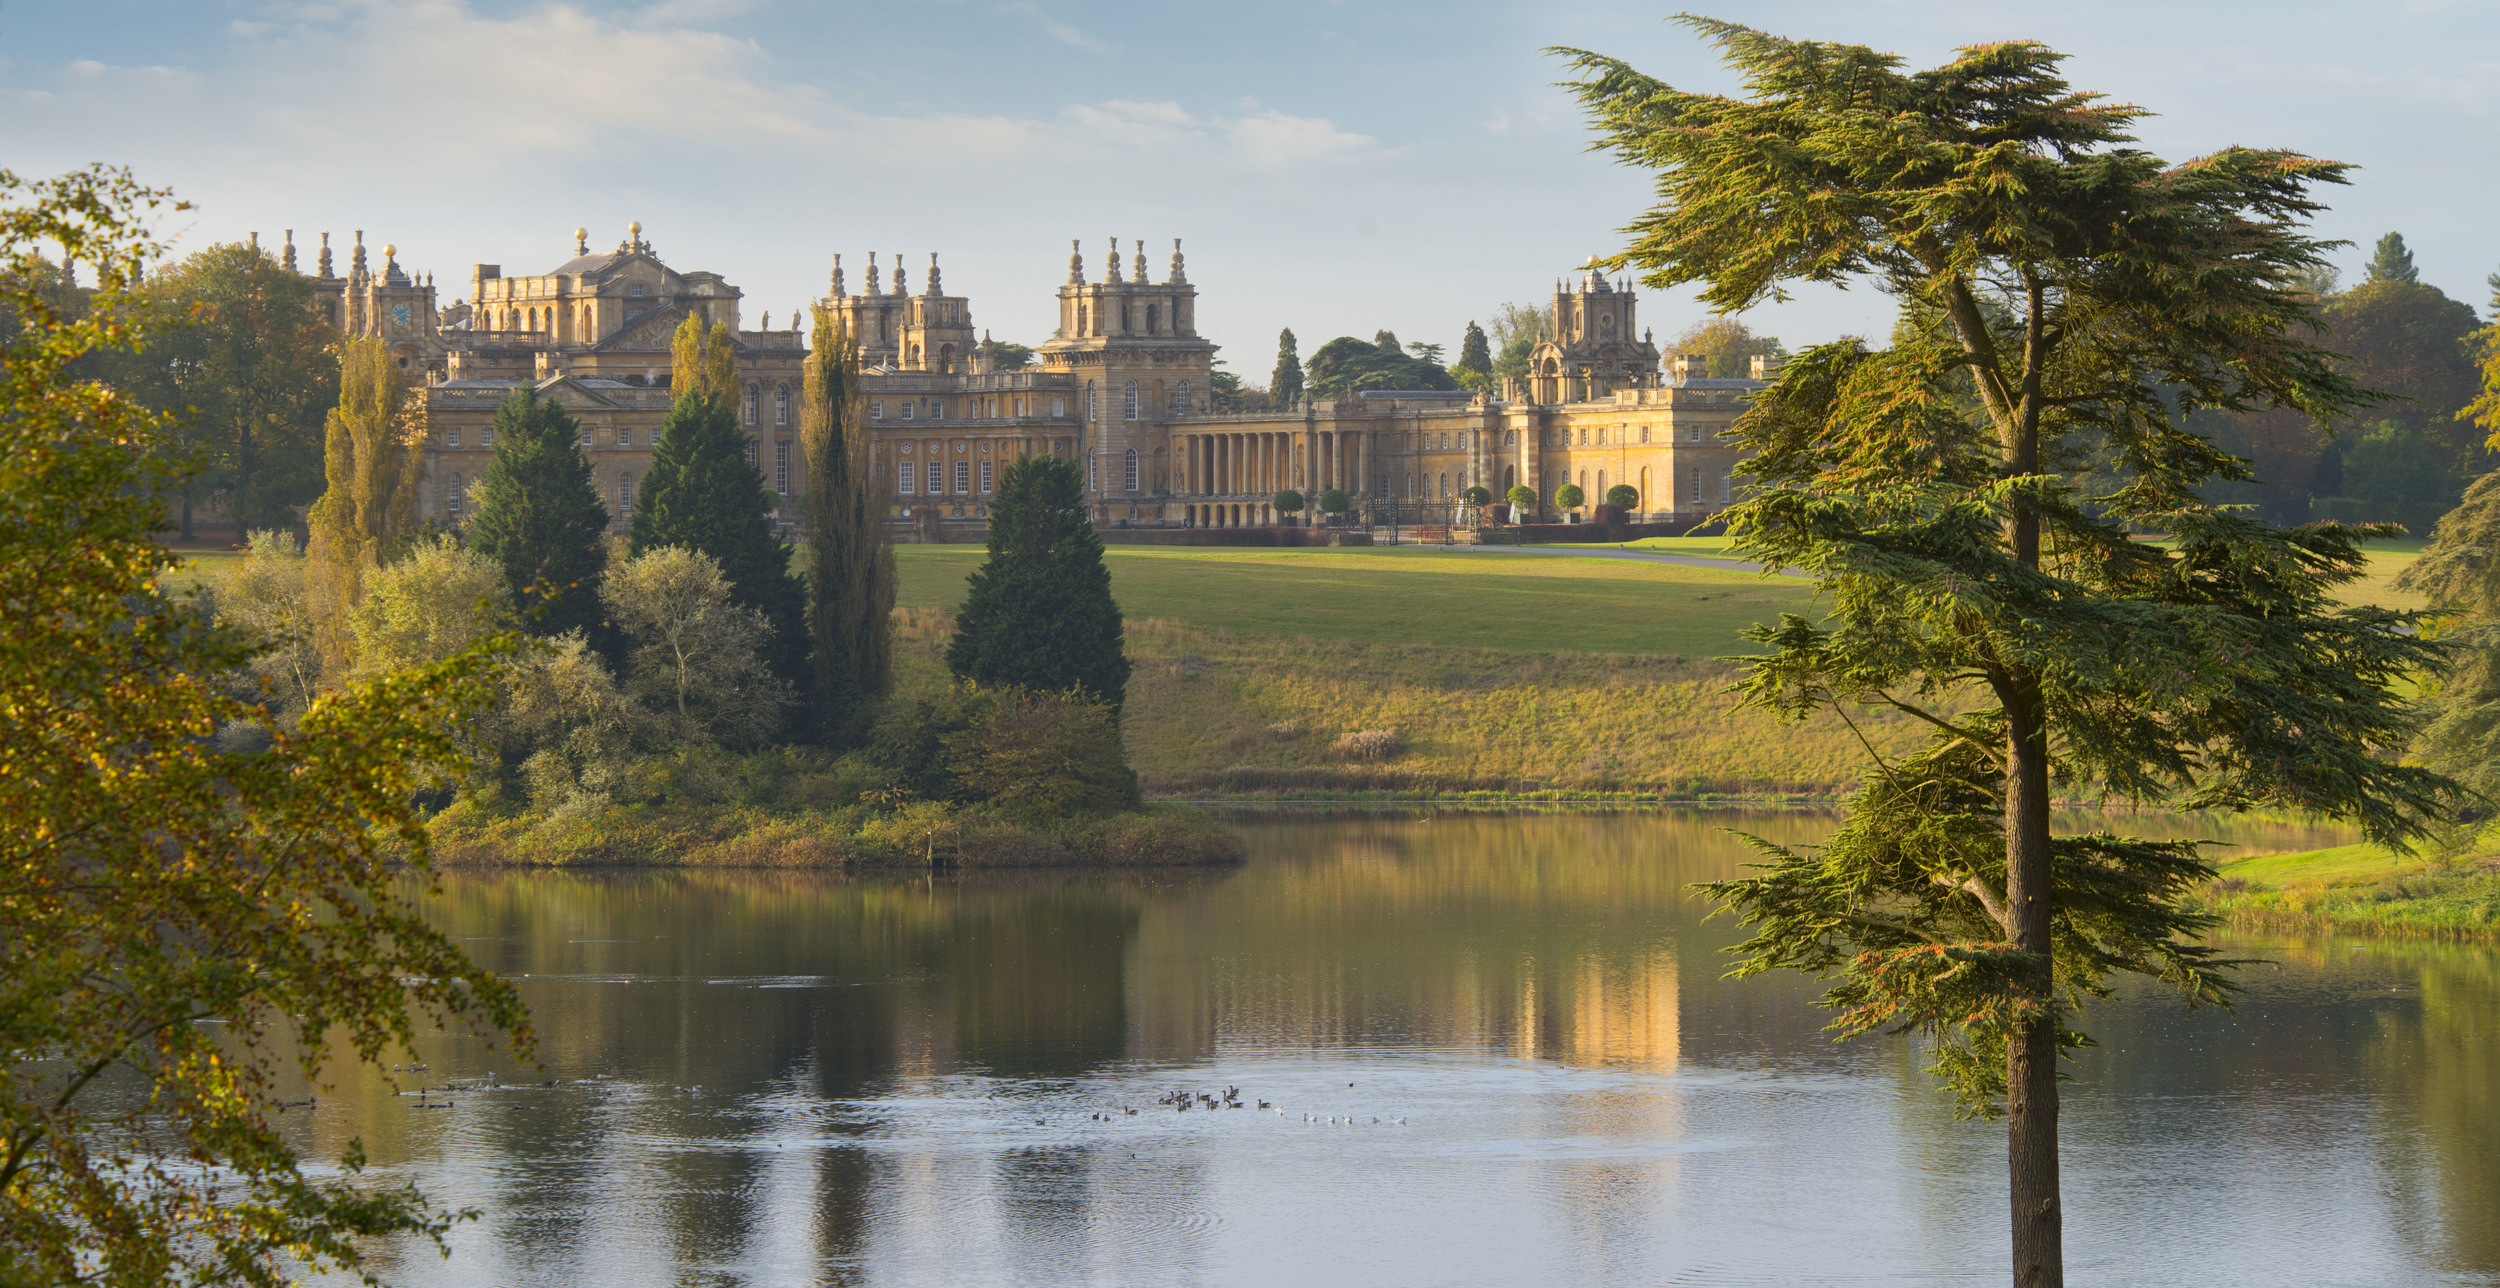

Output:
xmin=286 ymin=810 xmax=2498 ymax=1288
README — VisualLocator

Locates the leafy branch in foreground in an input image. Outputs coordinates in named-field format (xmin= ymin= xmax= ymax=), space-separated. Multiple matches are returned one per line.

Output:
xmin=1557 ymin=17 xmax=2460 ymax=1286
xmin=0 ymin=165 xmax=530 ymax=1286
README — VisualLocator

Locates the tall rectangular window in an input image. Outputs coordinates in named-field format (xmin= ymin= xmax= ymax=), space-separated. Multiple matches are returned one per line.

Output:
xmin=1052 ymin=397 xmax=1066 ymax=417
xmin=954 ymin=461 xmax=969 ymax=494
xmin=871 ymin=401 xmax=884 ymax=420
xmin=618 ymin=426 xmax=632 ymax=446
xmin=926 ymin=462 xmax=941 ymax=493
xmin=775 ymin=388 xmax=788 ymax=426
xmin=902 ymin=403 xmax=914 ymax=420
xmin=480 ymin=428 xmax=494 ymax=449
xmin=899 ymin=463 xmax=915 ymax=494
xmin=776 ymin=441 xmax=790 ymax=495
xmin=448 ymin=473 xmax=463 ymax=515
xmin=1641 ymin=426 xmax=1651 ymax=444
xmin=1690 ymin=468 xmax=1703 ymax=502
xmin=1124 ymin=449 xmax=1139 ymax=492
xmin=1720 ymin=472 xmax=1731 ymax=503
xmin=580 ymin=426 xmax=592 ymax=447
xmin=745 ymin=389 xmax=758 ymax=425
xmin=619 ymin=471 xmax=634 ymax=513
xmin=746 ymin=438 xmax=757 ymax=465
xmin=1089 ymin=454 xmax=1099 ymax=492
xmin=980 ymin=459 xmax=993 ymax=492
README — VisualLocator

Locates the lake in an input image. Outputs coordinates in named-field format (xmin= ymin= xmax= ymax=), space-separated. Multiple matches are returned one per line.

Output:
xmin=296 ymin=811 xmax=2499 ymax=1287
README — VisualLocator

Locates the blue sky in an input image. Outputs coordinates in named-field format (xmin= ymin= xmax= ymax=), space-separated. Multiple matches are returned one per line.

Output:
xmin=7 ymin=1 xmax=2497 ymax=373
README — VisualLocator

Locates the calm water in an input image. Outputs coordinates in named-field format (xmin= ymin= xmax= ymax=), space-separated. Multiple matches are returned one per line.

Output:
xmin=289 ymin=811 xmax=2500 ymax=1287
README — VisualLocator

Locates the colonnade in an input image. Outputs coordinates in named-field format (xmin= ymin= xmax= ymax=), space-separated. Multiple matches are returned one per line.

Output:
xmin=1175 ymin=428 xmax=1367 ymax=504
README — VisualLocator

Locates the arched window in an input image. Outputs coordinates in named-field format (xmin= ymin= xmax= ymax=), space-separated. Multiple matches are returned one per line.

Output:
xmin=1124 ymin=381 xmax=1139 ymax=421
xmin=527 ymin=308 xmax=537 ymax=331
xmin=1173 ymin=381 xmax=1190 ymax=415
xmin=745 ymin=386 xmax=759 ymax=426
xmin=1125 ymin=448 xmax=1140 ymax=492
xmin=1439 ymin=473 xmax=1449 ymax=499
xmin=775 ymin=385 xmax=788 ymax=426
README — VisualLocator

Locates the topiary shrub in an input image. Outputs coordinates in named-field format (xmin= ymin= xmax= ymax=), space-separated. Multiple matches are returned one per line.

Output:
xmin=1555 ymin=483 xmax=1586 ymax=512
xmin=1605 ymin=483 xmax=1640 ymax=510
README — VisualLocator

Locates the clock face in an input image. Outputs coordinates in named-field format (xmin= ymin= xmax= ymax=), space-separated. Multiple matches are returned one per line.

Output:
xmin=392 ymin=304 xmax=412 ymax=327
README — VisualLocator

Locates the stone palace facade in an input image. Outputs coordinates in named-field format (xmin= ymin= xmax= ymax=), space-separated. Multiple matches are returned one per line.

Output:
xmin=271 ymin=222 xmax=1761 ymax=531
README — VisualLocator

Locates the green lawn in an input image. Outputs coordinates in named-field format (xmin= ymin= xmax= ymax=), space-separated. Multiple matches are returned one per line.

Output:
xmin=896 ymin=545 xmax=1815 ymax=657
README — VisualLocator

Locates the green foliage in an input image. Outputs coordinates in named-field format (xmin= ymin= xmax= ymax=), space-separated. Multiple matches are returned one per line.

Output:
xmin=2319 ymin=278 xmax=2484 ymax=466
xmin=2327 ymin=420 xmax=2456 ymax=533
xmin=467 ymin=387 xmax=611 ymax=642
xmin=947 ymin=454 xmax=1132 ymax=711
xmin=1605 ymin=483 xmax=1641 ymax=509
xmin=1557 ymin=19 xmax=2463 ymax=1280
xmin=632 ymin=379 xmax=808 ymax=696
xmin=1486 ymin=302 xmax=1553 ymax=384
xmin=1406 ymin=340 xmax=1446 ymax=365
xmin=1456 ymin=321 xmax=1493 ymax=377
xmin=1666 ymin=318 xmax=1785 ymax=379
xmin=1272 ymin=489 xmax=1306 ymax=514
xmin=1319 ymin=488 xmax=1351 ymax=515
xmin=977 ymin=336 xmax=1034 ymax=371
xmin=603 ymin=545 xmax=794 ymax=748
xmin=1373 ymin=329 xmax=1401 ymax=352
xmin=0 ymin=163 xmax=528 ymax=1286
xmin=1554 ymin=482 xmax=1585 ymax=510
xmin=1463 ymin=485 xmax=1494 ymax=506
xmin=349 ymin=534 xmax=510 ymax=679
xmin=115 ymin=241 xmax=338 ymax=532
xmin=2398 ymin=470 xmax=2500 ymax=815
xmin=1304 ymin=335 xmax=1457 ymax=399
xmin=2366 ymin=231 xmax=2420 ymax=285
xmin=1271 ymin=328 xmax=1304 ymax=407
xmin=669 ymin=310 xmax=735 ymax=401
xmin=1506 ymin=483 xmax=1539 ymax=515
xmin=214 ymin=528 xmax=320 ymax=727
xmin=942 ymin=685 xmax=1139 ymax=818
xmin=802 ymin=306 xmax=897 ymax=743
xmin=305 ymin=335 xmax=426 ymax=681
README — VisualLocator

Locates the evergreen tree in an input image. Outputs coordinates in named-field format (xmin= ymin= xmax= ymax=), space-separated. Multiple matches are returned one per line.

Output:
xmin=1271 ymin=328 xmax=1304 ymax=408
xmin=1560 ymin=21 xmax=2459 ymax=1286
xmin=305 ymin=335 xmax=425 ymax=680
xmin=1456 ymin=321 xmax=1493 ymax=375
xmin=633 ymin=357 xmax=808 ymax=698
xmin=1372 ymin=328 xmax=1402 ymax=353
xmin=802 ymin=305 xmax=896 ymax=743
xmin=947 ymin=454 xmax=1130 ymax=712
xmin=2366 ymin=231 xmax=2420 ymax=285
xmin=2396 ymin=471 xmax=2500 ymax=812
xmin=467 ymin=387 xmax=611 ymax=642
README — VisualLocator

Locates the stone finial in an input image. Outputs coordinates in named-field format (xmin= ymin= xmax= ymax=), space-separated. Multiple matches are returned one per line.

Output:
xmin=248 ymin=231 xmax=259 ymax=253
xmin=866 ymin=251 xmax=881 ymax=295
xmin=575 ymin=227 xmax=588 ymax=255
xmin=627 ymin=219 xmax=643 ymax=253
xmin=318 ymin=231 xmax=333 ymax=278
xmin=1106 ymin=236 xmax=1123 ymax=284
xmin=351 ymin=230 xmax=367 ymax=275
xmin=282 ymin=230 xmax=296 ymax=272
xmin=831 ymin=253 xmax=844 ymax=298
xmin=1068 ymin=238 xmax=1085 ymax=285
xmin=927 ymin=252 xmax=941 ymax=296
xmin=1131 ymin=240 xmax=1147 ymax=284
xmin=1168 ymin=237 xmax=1186 ymax=284
xmin=892 ymin=254 xmax=907 ymax=296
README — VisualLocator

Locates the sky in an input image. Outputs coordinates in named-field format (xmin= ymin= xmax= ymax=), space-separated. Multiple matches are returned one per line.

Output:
xmin=7 ymin=0 xmax=2499 ymax=374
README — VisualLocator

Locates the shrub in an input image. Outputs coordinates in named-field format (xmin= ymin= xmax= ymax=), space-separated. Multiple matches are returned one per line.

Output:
xmin=1605 ymin=483 xmax=1641 ymax=510
xmin=1555 ymin=483 xmax=1586 ymax=511
xmin=1320 ymin=488 xmax=1351 ymax=514
xmin=1462 ymin=485 xmax=1493 ymax=506
xmin=943 ymin=685 xmax=1139 ymax=818
xmin=1273 ymin=488 xmax=1306 ymax=515
xmin=1331 ymin=728 xmax=1405 ymax=760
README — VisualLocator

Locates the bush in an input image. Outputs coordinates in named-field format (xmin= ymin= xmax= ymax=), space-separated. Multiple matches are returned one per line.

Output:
xmin=1605 ymin=483 xmax=1641 ymax=510
xmin=1555 ymin=483 xmax=1586 ymax=511
xmin=1506 ymin=484 xmax=1538 ymax=513
xmin=1462 ymin=485 xmax=1493 ymax=506
xmin=943 ymin=686 xmax=1139 ymax=818
xmin=1320 ymin=488 xmax=1351 ymax=514
xmin=1273 ymin=488 xmax=1306 ymax=515
xmin=1331 ymin=728 xmax=1405 ymax=760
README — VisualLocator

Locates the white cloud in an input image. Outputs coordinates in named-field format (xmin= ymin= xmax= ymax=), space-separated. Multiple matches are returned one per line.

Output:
xmin=998 ymin=2 xmax=1112 ymax=53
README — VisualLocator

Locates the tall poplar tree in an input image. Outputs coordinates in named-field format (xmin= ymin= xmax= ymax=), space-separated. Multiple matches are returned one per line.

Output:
xmin=1558 ymin=21 xmax=2459 ymax=1287
xmin=467 ymin=387 xmax=611 ymax=642
xmin=634 ymin=311 xmax=807 ymax=695
xmin=305 ymin=335 xmax=425 ymax=679
xmin=801 ymin=305 xmax=896 ymax=742
xmin=1271 ymin=328 xmax=1304 ymax=408
xmin=947 ymin=454 xmax=1130 ymax=712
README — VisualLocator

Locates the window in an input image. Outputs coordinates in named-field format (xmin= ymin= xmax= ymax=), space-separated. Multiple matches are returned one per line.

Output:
xmin=628 ymin=282 xmax=645 ymax=297
xmin=1578 ymin=428 xmax=1587 ymax=445
xmin=1174 ymin=380 xmax=1190 ymax=415
xmin=1598 ymin=427 xmax=1607 ymax=445
xmin=898 ymin=463 xmax=915 ymax=494
xmin=901 ymin=402 xmax=914 ymax=420
xmin=1641 ymin=426 xmax=1651 ymax=444
xmin=928 ymin=399 xmax=942 ymax=420
xmin=580 ymin=426 xmax=593 ymax=448
xmin=1505 ymin=431 xmax=1516 ymax=446
xmin=619 ymin=471 xmax=635 ymax=514
xmin=619 ymin=427 xmax=632 ymax=446
xmin=776 ymin=441 xmax=790 ymax=495
xmin=446 ymin=427 xmax=461 ymax=448
xmin=480 ymin=428 xmax=494 ymax=449
xmin=1089 ymin=454 xmax=1099 ymax=492
xmin=1439 ymin=472 xmax=1449 ymax=500
xmin=1690 ymin=467 xmax=1704 ymax=502
xmin=980 ymin=459 xmax=993 ymax=492
xmin=448 ymin=472 xmax=463 ymax=515
xmin=745 ymin=387 xmax=758 ymax=426
xmin=1124 ymin=449 xmax=1140 ymax=492
xmin=1053 ymin=397 xmax=1067 ymax=417
xmin=1688 ymin=425 xmax=1702 ymax=442
xmin=1086 ymin=382 xmax=1096 ymax=422
xmin=954 ymin=461 xmax=968 ymax=493
xmin=926 ymin=462 xmax=941 ymax=494
xmin=775 ymin=386 xmax=788 ymax=426
xmin=1124 ymin=381 xmax=1139 ymax=421
xmin=871 ymin=401 xmax=884 ymax=420
xmin=1721 ymin=472 xmax=1731 ymax=503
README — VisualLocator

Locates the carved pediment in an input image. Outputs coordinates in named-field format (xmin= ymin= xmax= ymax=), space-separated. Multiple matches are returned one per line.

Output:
xmin=602 ymin=307 xmax=688 ymax=354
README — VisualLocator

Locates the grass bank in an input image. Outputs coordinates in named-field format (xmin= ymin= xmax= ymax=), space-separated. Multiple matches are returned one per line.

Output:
xmin=2198 ymin=836 xmax=2500 ymax=940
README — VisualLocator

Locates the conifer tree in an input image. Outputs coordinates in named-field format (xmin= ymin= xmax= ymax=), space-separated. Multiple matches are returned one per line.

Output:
xmin=1271 ymin=328 xmax=1304 ymax=408
xmin=636 ymin=325 xmax=808 ymax=697
xmin=2366 ymin=231 xmax=2420 ymax=285
xmin=947 ymin=454 xmax=1130 ymax=712
xmin=801 ymin=304 xmax=896 ymax=742
xmin=467 ymin=386 xmax=611 ymax=642
xmin=1456 ymin=321 xmax=1493 ymax=377
xmin=305 ymin=335 xmax=425 ymax=680
xmin=1559 ymin=21 xmax=2459 ymax=1286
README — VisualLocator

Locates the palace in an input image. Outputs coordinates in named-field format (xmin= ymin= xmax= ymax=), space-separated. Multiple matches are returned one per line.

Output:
xmin=267 ymin=222 xmax=1761 ymax=533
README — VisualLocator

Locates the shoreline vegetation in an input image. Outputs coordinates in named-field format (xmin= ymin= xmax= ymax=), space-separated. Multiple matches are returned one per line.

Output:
xmin=2199 ymin=839 xmax=2500 ymax=941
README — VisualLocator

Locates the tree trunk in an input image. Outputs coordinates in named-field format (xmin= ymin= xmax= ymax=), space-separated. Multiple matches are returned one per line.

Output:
xmin=2003 ymin=682 xmax=2061 ymax=1288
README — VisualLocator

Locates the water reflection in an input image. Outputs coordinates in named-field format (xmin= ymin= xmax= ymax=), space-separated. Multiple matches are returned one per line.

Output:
xmin=289 ymin=808 xmax=2500 ymax=1287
